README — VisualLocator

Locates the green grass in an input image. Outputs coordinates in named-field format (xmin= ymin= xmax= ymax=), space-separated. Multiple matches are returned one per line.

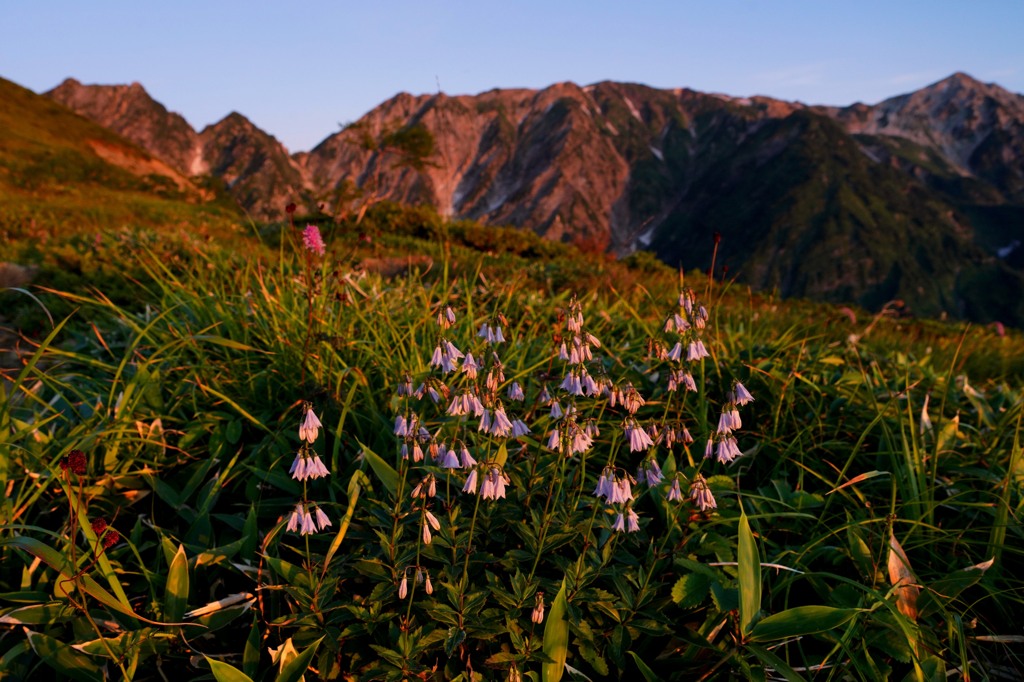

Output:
xmin=1 ymin=216 xmax=1023 ymax=680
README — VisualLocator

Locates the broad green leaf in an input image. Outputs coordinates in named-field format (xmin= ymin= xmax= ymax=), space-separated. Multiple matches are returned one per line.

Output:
xmin=738 ymin=512 xmax=762 ymax=637
xmin=165 ymin=544 xmax=189 ymax=622
xmin=276 ymin=636 xmax=324 ymax=682
xmin=25 ymin=629 xmax=103 ymax=682
xmin=671 ymin=573 xmax=710 ymax=608
xmin=206 ymin=656 xmax=255 ymax=682
xmin=626 ymin=651 xmax=659 ymax=682
xmin=542 ymin=577 xmax=569 ymax=682
xmin=359 ymin=440 xmax=398 ymax=496
xmin=749 ymin=606 xmax=860 ymax=642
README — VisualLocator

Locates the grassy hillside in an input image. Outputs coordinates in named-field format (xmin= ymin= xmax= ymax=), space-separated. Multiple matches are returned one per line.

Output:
xmin=0 ymin=208 xmax=1022 ymax=679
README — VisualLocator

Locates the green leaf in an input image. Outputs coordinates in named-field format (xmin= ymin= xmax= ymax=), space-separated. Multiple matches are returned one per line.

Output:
xmin=0 ymin=602 xmax=72 ymax=625
xmin=918 ymin=558 xmax=993 ymax=618
xmin=359 ymin=440 xmax=398 ymax=496
xmin=444 ymin=627 xmax=467 ymax=657
xmin=165 ymin=544 xmax=189 ymax=622
xmin=542 ymin=577 xmax=569 ymax=682
xmin=243 ymin=618 xmax=261 ymax=678
xmin=671 ymin=573 xmax=710 ymax=608
xmin=749 ymin=606 xmax=860 ymax=642
xmin=25 ymin=629 xmax=103 ymax=682
xmin=745 ymin=645 xmax=808 ymax=682
xmin=738 ymin=512 xmax=762 ymax=637
xmin=626 ymin=651 xmax=659 ymax=682
xmin=206 ymin=656 xmax=255 ymax=682
xmin=276 ymin=636 xmax=324 ymax=682
xmin=324 ymin=471 xmax=367 ymax=570
xmin=265 ymin=556 xmax=312 ymax=590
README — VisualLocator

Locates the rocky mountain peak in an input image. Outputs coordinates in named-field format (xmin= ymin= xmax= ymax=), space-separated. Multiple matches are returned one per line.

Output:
xmin=47 ymin=77 xmax=206 ymax=175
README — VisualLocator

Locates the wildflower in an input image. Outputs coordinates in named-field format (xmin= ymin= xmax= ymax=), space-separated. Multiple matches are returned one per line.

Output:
xmin=569 ymin=423 xmax=593 ymax=454
xmin=511 ymin=419 xmax=531 ymax=438
xmin=478 ymin=409 xmax=492 ymax=433
xmin=507 ymin=381 xmax=525 ymax=401
xmin=920 ymin=394 xmax=933 ymax=434
xmin=531 ymin=592 xmax=545 ymax=623
xmin=581 ymin=372 xmax=601 ymax=397
xmin=437 ymin=305 xmax=456 ymax=329
xmin=612 ymin=513 xmax=626 ymax=532
xmin=439 ymin=446 xmax=460 ymax=469
xmin=614 ymin=475 xmax=635 ymax=504
xmin=462 ymin=353 xmax=479 ymax=379
xmin=302 ymin=224 xmax=325 ymax=256
xmin=299 ymin=403 xmax=321 ymax=440
xmin=422 ymin=521 xmax=433 ymax=544
xmin=667 ymin=342 xmax=683 ymax=361
xmin=299 ymin=506 xmax=316 ymax=535
xmin=313 ymin=505 xmax=331 ymax=531
xmin=479 ymin=322 xmax=506 ymax=344
xmin=625 ymin=419 xmax=654 ymax=452
xmin=716 ymin=435 xmax=741 ymax=464
xmin=593 ymin=467 xmax=614 ymax=500
xmin=425 ymin=572 xmax=434 ymax=595
xmin=666 ymin=478 xmax=683 ymax=502
xmin=690 ymin=474 xmax=717 ymax=511
xmin=398 ymin=573 xmax=409 ymax=599
xmin=60 ymin=449 xmax=88 ymax=476
xmin=490 ymin=405 xmax=514 ymax=437
xmin=397 ymin=374 xmax=414 ymax=396
xmin=549 ymin=400 xmax=564 ymax=419
xmin=425 ymin=509 xmax=441 ymax=532
xmin=410 ymin=474 xmax=435 ymax=499
xmin=539 ymin=386 xmax=552 ymax=404
xmin=481 ymin=467 xmax=508 ymax=500
xmin=703 ymin=439 xmax=715 ymax=460
xmin=716 ymin=409 xmax=740 ymax=435
xmin=463 ymin=468 xmax=479 ymax=494
xmin=560 ymin=371 xmax=583 ymax=396
xmin=289 ymin=451 xmax=329 ymax=481
xmin=637 ymin=458 xmax=663 ymax=487
xmin=686 ymin=339 xmax=709 ymax=361
xmin=546 ymin=429 xmax=561 ymax=450
xmin=91 ymin=518 xmax=108 ymax=534
xmin=287 ymin=503 xmax=303 ymax=532
xmin=734 ymin=381 xmax=755 ymax=406
xmin=626 ymin=508 xmax=640 ymax=533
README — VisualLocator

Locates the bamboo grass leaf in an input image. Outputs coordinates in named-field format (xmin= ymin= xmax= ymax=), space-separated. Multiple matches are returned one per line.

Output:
xmin=164 ymin=544 xmax=189 ymax=622
xmin=738 ymin=512 xmax=762 ymax=638
xmin=542 ymin=577 xmax=570 ymax=682
xmin=206 ymin=656 xmax=255 ymax=682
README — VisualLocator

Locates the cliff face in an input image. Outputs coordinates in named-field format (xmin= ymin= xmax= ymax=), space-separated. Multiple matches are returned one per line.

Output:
xmin=43 ymin=73 xmax=1024 ymax=323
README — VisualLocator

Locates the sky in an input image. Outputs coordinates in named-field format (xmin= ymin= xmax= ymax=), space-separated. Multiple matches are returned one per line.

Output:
xmin=4 ymin=1 xmax=1022 ymax=152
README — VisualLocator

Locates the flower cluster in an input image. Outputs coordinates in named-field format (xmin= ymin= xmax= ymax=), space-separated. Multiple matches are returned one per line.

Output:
xmin=286 ymin=403 xmax=331 ymax=534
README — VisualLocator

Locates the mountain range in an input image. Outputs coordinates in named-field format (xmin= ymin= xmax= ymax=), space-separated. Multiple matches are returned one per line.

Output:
xmin=29 ymin=73 xmax=1024 ymax=323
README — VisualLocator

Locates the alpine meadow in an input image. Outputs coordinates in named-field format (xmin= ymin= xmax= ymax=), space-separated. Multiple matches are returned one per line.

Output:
xmin=1 ymin=66 xmax=1023 ymax=682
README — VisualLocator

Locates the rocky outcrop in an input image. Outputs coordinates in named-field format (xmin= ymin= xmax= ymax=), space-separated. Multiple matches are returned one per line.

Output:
xmin=46 ymin=79 xmax=310 ymax=219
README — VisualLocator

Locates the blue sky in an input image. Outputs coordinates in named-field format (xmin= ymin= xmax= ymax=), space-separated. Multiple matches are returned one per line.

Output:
xmin=4 ymin=1 xmax=1022 ymax=152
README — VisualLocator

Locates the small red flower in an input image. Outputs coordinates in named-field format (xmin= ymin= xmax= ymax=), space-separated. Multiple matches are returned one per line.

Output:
xmin=285 ymin=202 xmax=297 ymax=215
xmin=102 ymin=530 xmax=121 ymax=549
xmin=91 ymin=518 xmax=108 ymax=534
